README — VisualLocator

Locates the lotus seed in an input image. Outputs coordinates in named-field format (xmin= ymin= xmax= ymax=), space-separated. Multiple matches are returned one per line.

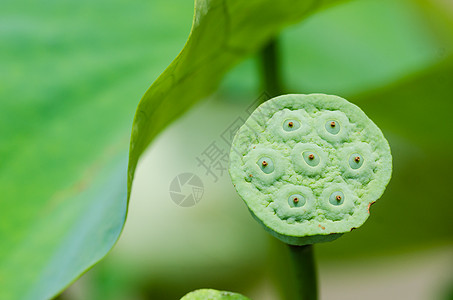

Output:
xmin=325 ymin=120 xmax=340 ymax=135
xmin=303 ymin=151 xmax=320 ymax=167
xmin=283 ymin=119 xmax=300 ymax=132
xmin=229 ymin=94 xmax=392 ymax=246
xmin=257 ymin=157 xmax=274 ymax=174
xmin=329 ymin=191 xmax=345 ymax=206
xmin=348 ymin=153 xmax=364 ymax=169
xmin=288 ymin=194 xmax=305 ymax=208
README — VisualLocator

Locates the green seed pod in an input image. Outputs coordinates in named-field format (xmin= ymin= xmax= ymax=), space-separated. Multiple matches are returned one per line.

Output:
xmin=180 ymin=289 xmax=250 ymax=300
xmin=229 ymin=94 xmax=392 ymax=246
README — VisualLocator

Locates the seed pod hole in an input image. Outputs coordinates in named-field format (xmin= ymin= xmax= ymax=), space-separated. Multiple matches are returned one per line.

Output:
xmin=283 ymin=119 xmax=300 ymax=132
xmin=348 ymin=153 xmax=364 ymax=169
xmin=303 ymin=151 xmax=320 ymax=167
xmin=288 ymin=194 xmax=306 ymax=208
xmin=329 ymin=191 xmax=345 ymax=206
xmin=325 ymin=120 xmax=340 ymax=135
xmin=257 ymin=157 xmax=274 ymax=174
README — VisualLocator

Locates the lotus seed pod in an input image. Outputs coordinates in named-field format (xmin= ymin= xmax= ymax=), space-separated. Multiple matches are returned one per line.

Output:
xmin=229 ymin=94 xmax=392 ymax=246
xmin=180 ymin=289 xmax=250 ymax=300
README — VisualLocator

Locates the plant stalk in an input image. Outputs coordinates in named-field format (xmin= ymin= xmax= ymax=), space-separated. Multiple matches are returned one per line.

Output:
xmin=259 ymin=37 xmax=284 ymax=97
xmin=288 ymin=244 xmax=318 ymax=300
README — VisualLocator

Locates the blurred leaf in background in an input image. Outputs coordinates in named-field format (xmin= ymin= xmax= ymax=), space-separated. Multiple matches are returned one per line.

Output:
xmin=0 ymin=0 xmax=193 ymax=298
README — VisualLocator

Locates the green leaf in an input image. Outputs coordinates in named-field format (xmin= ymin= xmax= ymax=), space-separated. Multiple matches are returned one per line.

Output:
xmin=127 ymin=0 xmax=344 ymax=200
xmin=0 ymin=0 xmax=193 ymax=298
xmin=281 ymin=0 xmax=448 ymax=95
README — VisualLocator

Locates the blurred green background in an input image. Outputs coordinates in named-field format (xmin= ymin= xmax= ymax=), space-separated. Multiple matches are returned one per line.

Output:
xmin=1 ymin=0 xmax=453 ymax=299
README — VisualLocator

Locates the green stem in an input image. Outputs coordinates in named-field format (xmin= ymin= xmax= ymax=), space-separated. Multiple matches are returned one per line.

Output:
xmin=288 ymin=245 xmax=318 ymax=300
xmin=259 ymin=37 xmax=284 ymax=97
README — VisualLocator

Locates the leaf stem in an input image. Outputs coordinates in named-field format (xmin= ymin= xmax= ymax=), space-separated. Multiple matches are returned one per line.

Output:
xmin=259 ymin=37 xmax=284 ymax=97
xmin=288 ymin=244 xmax=318 ymax=300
